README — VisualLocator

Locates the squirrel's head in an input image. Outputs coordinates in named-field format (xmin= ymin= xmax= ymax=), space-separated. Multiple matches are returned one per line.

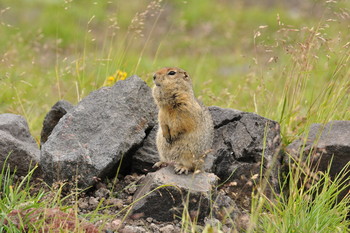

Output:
xmin=152 ymin=67 xmax=195 ymax=107
xmin=152 ymin=67 xmax=192 ymax=90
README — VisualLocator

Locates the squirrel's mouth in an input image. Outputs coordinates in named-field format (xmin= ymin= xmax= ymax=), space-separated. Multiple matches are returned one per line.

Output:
xmin=154 ymin=83 xmax=161 ymax=87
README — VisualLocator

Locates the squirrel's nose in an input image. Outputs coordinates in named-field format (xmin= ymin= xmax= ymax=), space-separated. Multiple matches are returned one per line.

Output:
xmin=153 ymin=74 xmax=157 ymax=81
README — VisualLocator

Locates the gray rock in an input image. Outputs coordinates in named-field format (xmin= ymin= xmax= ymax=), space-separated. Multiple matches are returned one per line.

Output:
xmin=40 ymin=76 xmax=157 ymax=188
xmin=286 ymin=120 xmax=350 ymax=178
xmin=208 ymin=106 xmax=281 ymax=190
xmin=40 ymin=100 xmax=73 ymax=146
xmin=0 ymin=114 xmax=40 ymax=176
xmin=132 ymin=166 xmax=219 ymax=222
xmin=131 ymin=126 xmax=159 ymax=173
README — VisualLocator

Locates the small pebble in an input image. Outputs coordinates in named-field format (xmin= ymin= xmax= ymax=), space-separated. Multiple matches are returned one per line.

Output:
xmin=120 ymin=225 xmax=146 ymax=233
xmin=78 ymin=199 xmax=89 ymax=210
xmin=95 ymin=187 xmax=111 ymax=198
xmin=149 ymin=223 xmax=160 ymax=233
xmin=160 ymin=224 xmax=175 ymax=233
xmin=126 ymin=186 xmax=137 ymax=194
xmin=106 ymin=198 xmax=124 ymax=209
xmin=222 ymin=225 xmax=231 ymax=232
xmin=125 ymin=195 xmax=133 ymax=204
xmin=88 ymin=197 xmax=99 ymax=208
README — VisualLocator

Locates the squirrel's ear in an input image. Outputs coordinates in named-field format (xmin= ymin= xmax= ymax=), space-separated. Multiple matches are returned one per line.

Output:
xmin=184 ymin=72 xmax=189 ymax=79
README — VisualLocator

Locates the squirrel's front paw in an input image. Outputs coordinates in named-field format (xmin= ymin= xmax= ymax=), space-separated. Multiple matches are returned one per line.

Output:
xmin=174 ymin=164 xmax=190 ymax=175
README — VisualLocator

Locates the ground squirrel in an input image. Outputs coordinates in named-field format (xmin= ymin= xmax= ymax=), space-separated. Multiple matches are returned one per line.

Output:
xmin=152 ymin=67 xmax=214 ymax=174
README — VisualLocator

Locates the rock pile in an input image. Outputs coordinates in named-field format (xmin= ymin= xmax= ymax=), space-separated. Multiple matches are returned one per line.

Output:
xmin=2 ymin=75 xmax=348 ymax=232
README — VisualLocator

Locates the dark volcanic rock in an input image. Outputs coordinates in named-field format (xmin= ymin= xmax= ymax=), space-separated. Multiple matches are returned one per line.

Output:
xmin=0 ymin=114 xmax=40 ymax=176
xmin=40 ymin=76 xmax=157 ymax=188
xmin=130 ymin=106 xmax=282 ymax=194
xmin=286 ymin=121 xmax=350 ymax=178
xmin=40 ymin=100 xmax=73 ymax=146
xmin=132 ymin=166 xmax=218 ymax=222
xmin=208 ymin=106 xmax=281 ymax=191
xmin=131 ymin=126 xmax=159 ymax=174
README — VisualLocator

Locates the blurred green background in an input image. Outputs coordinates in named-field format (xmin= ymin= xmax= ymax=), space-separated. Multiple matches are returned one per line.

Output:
xmin=0 ymin=0 xmax=349 ymax=143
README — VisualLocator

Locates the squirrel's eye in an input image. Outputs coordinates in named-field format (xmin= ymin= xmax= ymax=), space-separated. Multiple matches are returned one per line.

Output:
xmin=167 ymin=71 xmax=176 ymax=75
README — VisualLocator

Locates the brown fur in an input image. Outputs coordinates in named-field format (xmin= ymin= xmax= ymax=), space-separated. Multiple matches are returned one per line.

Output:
xmin=152 ymin=67 xmax=214 ymax=174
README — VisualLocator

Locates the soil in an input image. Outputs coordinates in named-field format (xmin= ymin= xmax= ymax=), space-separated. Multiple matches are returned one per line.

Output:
xmin=8 ymin=171 xmax=253 ymax=233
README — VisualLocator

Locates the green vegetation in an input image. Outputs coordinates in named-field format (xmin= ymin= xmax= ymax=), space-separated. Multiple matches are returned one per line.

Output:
xmin=0 ymin=156 xmax=98 ymax=232
xmin=0 ymin=0 xmax=349 ymax=232
xmin=249 ymin=159 xmax=350 ymax=233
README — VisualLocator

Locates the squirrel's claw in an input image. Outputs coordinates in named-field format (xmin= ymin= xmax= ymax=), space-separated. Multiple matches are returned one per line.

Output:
xmin=174 ymin=165 xmax=189 ymax=175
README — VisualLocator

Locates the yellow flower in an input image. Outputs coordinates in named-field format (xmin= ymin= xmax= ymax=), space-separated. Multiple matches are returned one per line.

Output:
xmin=116 ymin=70 xmax=128 ymax=81
xmin=104 ymin=76 xmax=116 ymax=86
xmin=107 ymin=76 xmax=115 ymax=82
xmin=104 ymin=69 xmax=127 ymax=86
xmin=108 ymin=76 xmax=116 ymax=83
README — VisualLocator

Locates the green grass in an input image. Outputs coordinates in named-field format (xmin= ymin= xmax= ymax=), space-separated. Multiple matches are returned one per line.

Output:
xmin=248 ymin=158 xmax=350 ymax=233
xmin=0 ymin=159 xmax=83 ymax=231
xmin=0 ymin=158 xmax=45 ymax=232
xmin=0 ymin=0 xmax=350 ymax=232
